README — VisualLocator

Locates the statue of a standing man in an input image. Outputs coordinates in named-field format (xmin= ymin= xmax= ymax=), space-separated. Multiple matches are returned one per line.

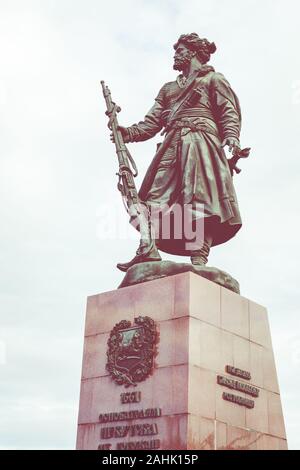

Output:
xmin=115 ymin=33 xmax=245 ymax=272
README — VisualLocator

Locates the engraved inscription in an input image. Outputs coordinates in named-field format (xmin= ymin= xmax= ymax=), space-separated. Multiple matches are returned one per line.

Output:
xmin=116 ymin=439 xmax=160 ymax=450
xmin=217 ymin=367 xmax=259 ymax=409
xmin=97 ymin=393 xmax=162 ymax=450
xmin=223 ymin=392 xmax=254 ymax=409
xmin=217 ymin=375 xmax=259 ymax=397
xmin=97 ymin=443 xmax=112 ymax=450
xmin=100 ymin=423 xmax=158 ymax=439
xmin=226 ymin=365 xmax=251 ymax=380
xmin=120 ymin=391 xmax=141 ymax=404
xmin=99 ymin=407 xmax=162 ymax=423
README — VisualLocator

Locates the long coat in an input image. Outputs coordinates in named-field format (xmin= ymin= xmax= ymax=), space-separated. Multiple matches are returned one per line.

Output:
xmin=126 ymin=65 xmax=242 ymax=255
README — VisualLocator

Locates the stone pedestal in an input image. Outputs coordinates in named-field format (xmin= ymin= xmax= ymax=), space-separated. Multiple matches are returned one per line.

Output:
xmin=76 ymin=272 xmax=287 ymax=450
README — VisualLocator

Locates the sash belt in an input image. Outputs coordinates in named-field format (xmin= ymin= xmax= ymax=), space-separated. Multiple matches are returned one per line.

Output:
xmin=164 ymin=118 xmax=219 ymax=138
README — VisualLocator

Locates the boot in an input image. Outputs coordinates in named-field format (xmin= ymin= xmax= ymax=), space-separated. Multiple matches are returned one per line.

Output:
xmin=117 ymin=239 xmax=161 ymax=272
xmin=190 ymin=241 xmax=210 ymax=266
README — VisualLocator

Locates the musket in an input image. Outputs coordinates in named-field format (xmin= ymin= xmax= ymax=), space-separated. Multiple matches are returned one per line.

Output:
xmin=101 ymin=80 xmax=139 ymax=211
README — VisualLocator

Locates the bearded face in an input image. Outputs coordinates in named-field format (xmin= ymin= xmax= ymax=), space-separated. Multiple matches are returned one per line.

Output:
xmin=173 ymin=43 xmax=195 ymax=72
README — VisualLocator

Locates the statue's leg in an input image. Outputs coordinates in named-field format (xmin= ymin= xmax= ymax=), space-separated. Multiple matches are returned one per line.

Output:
xmin=190 ymin=233 xmax=213 ymax=266
xmin=116 ymin=202 xmax=161 ymax=272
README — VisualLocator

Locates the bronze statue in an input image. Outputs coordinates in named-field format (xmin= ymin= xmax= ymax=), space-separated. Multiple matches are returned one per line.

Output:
xmin=102 ymin=33 xmax=250 ymax=274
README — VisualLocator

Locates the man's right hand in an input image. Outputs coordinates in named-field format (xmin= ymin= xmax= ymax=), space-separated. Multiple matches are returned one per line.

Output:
xmin=110 ymin=126 xmax=130 ymax=144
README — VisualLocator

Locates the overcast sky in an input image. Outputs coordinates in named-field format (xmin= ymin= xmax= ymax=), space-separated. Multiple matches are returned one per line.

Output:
xmin=0 ymin=0 xmax=299 ymax=449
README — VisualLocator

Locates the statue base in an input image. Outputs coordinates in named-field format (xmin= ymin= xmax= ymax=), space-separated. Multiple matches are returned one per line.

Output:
xmin=76 ymin=272 xmax=287 ymax=450
xmin=118 ymin=260 xmax=240 ymax=294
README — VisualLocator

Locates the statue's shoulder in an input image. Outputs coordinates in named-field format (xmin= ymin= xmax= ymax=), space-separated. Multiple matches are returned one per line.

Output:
xmin=208 ymin=71 xmax=227 ymax=83
xmin=208 ymin=71 xmax=232 ymax=89
xmin=161 ymin=80 xmax=178 ymax=91
xmin=155 ymin=80 xmax=178 ymax=102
